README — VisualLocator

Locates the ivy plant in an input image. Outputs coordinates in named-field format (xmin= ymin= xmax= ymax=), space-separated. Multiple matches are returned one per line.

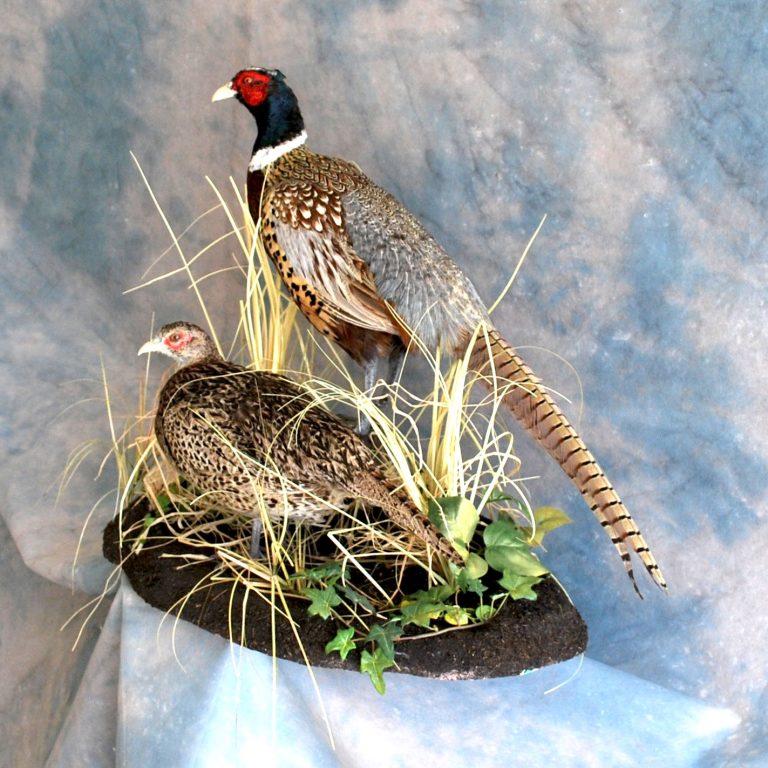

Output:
xmin=299 ymin=497 xmax=571 ymax=693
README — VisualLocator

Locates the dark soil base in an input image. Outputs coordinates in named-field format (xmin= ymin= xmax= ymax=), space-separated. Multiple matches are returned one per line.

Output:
xmin=104 ymin=499 xmax=588 ymax=679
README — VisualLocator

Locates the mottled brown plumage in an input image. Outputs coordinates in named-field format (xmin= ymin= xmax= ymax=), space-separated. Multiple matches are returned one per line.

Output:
xmin=139 ymin=322 xmax=460 ymax=563
xmin=213 ymin=69 xmax=666 ymax=595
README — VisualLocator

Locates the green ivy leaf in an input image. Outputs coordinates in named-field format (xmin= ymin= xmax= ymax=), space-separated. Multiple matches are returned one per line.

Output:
xmin=463 ymin=552 xmax=489 ymax=579
xmin=455 ymin=554 xmax=488 ymax=596
xmin=399 ymin=585 xmax=453 ymax=628
xmin=498 ymin=571 xmax=543 ymax=600
xmin=291 ymin=563 xmax=345 ymax=584
xmin=475 ymin=604 xmax=497 ymax=622
xmin=361 ymin=648 xmax=395 ymax=695
xmin=444 ymin=606 xmax=471 ymax=626
xmin=483 ymin=517 xmax=528 ymax=550
xmin=490 ymin=547 xmax=549 ymax=577
xmin=136 ymin=514 xmax=158 ymax=548
xmin=325 ymin=628 xmax=356 ymax=660
xmin=141 ymin=514 xmax=157 ymax=530
xmin=399 ymin=599 xmax=446 ymax=629
xmin=455 ymin=571 xmax=487 ymax=597
xmin=337 ymin=584 xmax=376 ymax=614
xmin=485 ymin=488 xmax=517 ymax=505
xmin=525 ymin=506 xmax=572 ymax=547
xmin=365 ymin=622 xmax=402 ymax=659
xmin=483 ymin=518 xmax=541 ymax=576
xmin=155 ymin=492 xmax=172 ymax=511
xmin=304 ymin=586 xmax=342 ymax=619
xmin=427 ymin=496 xmax=480 ymax=557
xmin=412 ymin=584 xmax=456 ymax=603
xmin=483 ymin=517 xmax=549 ymax=595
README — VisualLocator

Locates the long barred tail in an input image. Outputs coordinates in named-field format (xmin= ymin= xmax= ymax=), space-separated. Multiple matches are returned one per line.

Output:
xmin=467 ymin=327 xmax=667 ymax=595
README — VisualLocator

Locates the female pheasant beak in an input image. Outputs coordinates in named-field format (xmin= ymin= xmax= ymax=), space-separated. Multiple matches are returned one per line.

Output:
xmin=138 ymin=338 xmax=165 ymax=356
xmin=211 ymin=82 xmax=237 ymax=102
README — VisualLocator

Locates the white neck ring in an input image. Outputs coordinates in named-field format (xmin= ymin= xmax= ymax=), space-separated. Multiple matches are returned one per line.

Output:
xmin=248 ymin=131 xmax=308 ymax=171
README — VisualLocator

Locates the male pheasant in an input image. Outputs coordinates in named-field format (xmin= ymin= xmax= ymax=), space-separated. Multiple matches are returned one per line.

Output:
xmin=212 ymin=68 xmax=666 ymax=595
xmin=139 ymin=321 xmax=459 ymax=563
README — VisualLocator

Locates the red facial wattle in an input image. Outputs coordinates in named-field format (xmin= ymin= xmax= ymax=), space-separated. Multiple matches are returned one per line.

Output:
xmin=232 ymin=70 xmax=271 ymax=107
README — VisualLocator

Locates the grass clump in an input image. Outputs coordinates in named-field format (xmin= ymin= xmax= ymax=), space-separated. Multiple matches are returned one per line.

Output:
xmin=74 ymin=166 xmax=567 ymax=694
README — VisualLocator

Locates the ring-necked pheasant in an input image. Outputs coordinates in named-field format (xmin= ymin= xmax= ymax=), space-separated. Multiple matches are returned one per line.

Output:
xmin=212 ymin=68 xmax=666 ymax=596
xmin=139 ymin=321 xmax=459 ymax=563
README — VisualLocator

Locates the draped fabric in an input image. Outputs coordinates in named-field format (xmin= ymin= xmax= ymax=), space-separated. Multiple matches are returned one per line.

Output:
xmin=2 ymin=2 xmax=765 ymax=765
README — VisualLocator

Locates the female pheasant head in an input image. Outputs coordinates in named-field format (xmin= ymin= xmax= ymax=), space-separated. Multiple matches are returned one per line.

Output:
xmin=212 ymin=67 xmax=306 ymax=168
xmin=138 ymin=322 xmax=220 ymax=366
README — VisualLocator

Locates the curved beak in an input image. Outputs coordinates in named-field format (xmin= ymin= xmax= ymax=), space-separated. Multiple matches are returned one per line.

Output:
xmin=212 ymin=82 xmax=237 ymax=103
xmin=138 ymin=339 xmax=164 ymax=357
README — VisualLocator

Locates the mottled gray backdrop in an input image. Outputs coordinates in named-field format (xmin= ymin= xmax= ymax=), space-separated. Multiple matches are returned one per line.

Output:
xmin=2 ymin=1 xmax=767 ymax=765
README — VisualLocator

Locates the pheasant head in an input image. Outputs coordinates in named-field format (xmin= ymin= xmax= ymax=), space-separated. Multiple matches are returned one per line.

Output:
xmin=138 ymin=322 xmax=220 ymax=366
xmin=212 ymin=68 xmax=306 ymax=162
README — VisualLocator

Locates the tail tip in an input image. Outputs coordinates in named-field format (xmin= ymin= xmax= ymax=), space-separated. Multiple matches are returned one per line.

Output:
xmin=629 ymin=565 xmax=668 ymax=598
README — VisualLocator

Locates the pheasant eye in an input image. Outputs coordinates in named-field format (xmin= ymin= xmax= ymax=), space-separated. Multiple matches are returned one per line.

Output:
xmin=166 ymin=332 xmax=186 ymax=349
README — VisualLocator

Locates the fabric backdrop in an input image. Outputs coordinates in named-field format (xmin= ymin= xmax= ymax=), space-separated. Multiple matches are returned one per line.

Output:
xmin=2 ymin=2 xmax=766 ymax=765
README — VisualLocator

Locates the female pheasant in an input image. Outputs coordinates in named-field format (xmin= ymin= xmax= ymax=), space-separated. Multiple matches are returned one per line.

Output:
xmin=212 ymin=68 xmax=666 ymax=595
xmin=139 ymin=321 xmax=459 ymax=563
